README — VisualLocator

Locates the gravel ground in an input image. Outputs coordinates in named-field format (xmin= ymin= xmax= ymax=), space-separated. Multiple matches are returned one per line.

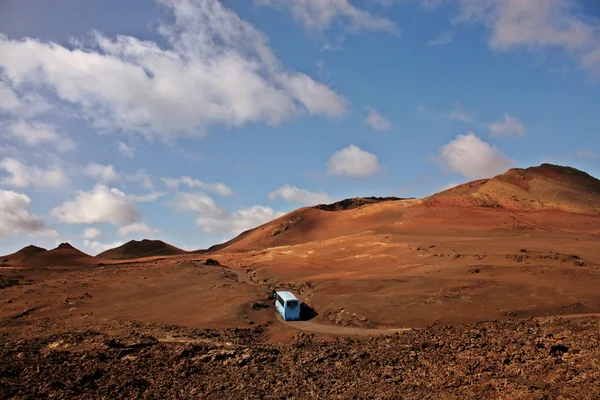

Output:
xmin=1 ymin=316 xmax=600 ymax=399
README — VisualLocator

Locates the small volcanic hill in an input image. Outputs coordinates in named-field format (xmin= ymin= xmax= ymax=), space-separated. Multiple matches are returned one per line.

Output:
xmin=17 ymin=243 xmax=93 ymax=267
xmin=211 ymin=164 xmax=600 ymax=252
xmin=1 ymin=245 xmax=47 ymax=265
xmin=97 ymin=239 xmax=187 ymax=260
xmin=426 ymin=164 xmax=600 ymax=213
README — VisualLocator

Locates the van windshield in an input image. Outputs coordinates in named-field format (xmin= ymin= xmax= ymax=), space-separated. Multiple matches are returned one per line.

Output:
xmin=286 ymin=300 xmax=298 ymax=309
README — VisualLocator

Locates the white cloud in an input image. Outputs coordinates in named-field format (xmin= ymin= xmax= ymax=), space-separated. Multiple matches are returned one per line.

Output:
xmin=438 ymin=132 xmax=515 ymax=179
xmin=128 ymin=191 xmax=166 ymax=202
xmin=4 ymin=120 xmax=75 ymax=152
xmin=364 ymin=106 xmax=392 ymax=131
xmin=327 ymin=144 xmax=380 ymax=178
xmin=449 ymin=0 xmax=600 ymax=78
xmin=0 ymin=0 xmax=347 ymax=140
xmin=51 ymin=184 xmax=141 ymax=226
xmin=197 ymin=205 xmax=285 ymax=235
xmin=488 ymin=112 xmax=526 ymax=137
xmin=428 ymin=31 xmax=454 ymax=46
xmin=0 ymin=189 xmax=51 ymax=237
xmin=84 ymin=162 xmax=120 ymax=184
xmin=167 ymin=188 xmax=284 ymax=236
xmin=117 ymin=141 xmax=135 ymax=158
xmin=169 ymin=192 xmax=226 ymax=216
xmin=268 ymin=185 xmax=333 ymax=205
xmin=117 ymin=222 xmax=159 ymax=237
xmin=162 ymin=176 xmax=232 ymax=196
xmin=257 ymin=0 xmax=398 ymax=35
xmin=0 ymin=157 xmax=70 ymax=189
xmin=446 ymin=102 xmax=471 ymax=122
xmin=127 ymin=170 xmax=153 ymax=189
xmin=81 ymin=227 xmax=102 ymax=239
xmin=0 ymin=81 xmax=50 ymax=118
xmin=83 ymin=239 xmax=125 ymax=256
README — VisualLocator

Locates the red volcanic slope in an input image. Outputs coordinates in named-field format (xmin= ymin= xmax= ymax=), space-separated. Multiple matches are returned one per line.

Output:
xmin=1 ymin=245 xmax=47 ymax=265
xmin=18 ymin=243 xmax=94 ymax=267
xmin=210 ymin=164 xmax=600 ymax=252
xmin=97 ymin=239 xmax=188 ymax=260
xmin=426 ymin=163 xmax=600 ymax=213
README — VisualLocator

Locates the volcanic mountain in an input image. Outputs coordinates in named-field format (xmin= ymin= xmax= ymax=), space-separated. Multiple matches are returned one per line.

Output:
xmin=97 ymin=239 xmax=187 ymax=260
xmin=426 ymin=164 xmax=600 ymax=213
xmin=5 ymin=243 xmax=94 ymax=268
xmin=210 ymin=164 xmax=600 ymax=252
xmin=1 ymin=245 xmax=47 ymax=265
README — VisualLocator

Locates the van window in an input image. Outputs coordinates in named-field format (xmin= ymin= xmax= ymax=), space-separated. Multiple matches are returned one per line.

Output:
xmin=277 ymin=295 xmax=284 ymax=306
xmin=286 ymin=300 xmax=298 ymax=309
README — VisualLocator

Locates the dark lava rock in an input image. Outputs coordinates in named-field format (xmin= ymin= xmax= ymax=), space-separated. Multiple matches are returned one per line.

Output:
xmin=251 ymin=302 xmax=270 ymax=310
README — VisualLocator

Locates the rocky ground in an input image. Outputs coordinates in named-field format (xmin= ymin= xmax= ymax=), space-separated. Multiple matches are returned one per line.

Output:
xmin=2 ymin=315 xmax=600 ymax=399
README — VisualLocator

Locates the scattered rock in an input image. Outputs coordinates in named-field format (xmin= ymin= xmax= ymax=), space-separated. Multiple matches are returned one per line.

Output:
xmin=271 ymin=216 xmax=302 ymax=237
xmin=550 ymin=344 xmax=569 ymax=356
xmin=251 ymin=302 xmax=270 ymax=310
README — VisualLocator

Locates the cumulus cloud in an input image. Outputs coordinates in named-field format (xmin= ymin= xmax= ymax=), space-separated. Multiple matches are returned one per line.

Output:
xmin=168 ymin=192 xmax=226 ymax=216
xmin=162 ymin=176 xmax=232 ymax=197
xmin=83 ymin=240 xmax=125 ymax=255
xmin=437 ymin=0 xmax=600 ymax=78
xmin=117 ymin=222 xmax=159 ymax=237
xmin=81 ymin=227 xmax=102 ymax=239
xmin=0 ymin=189 xmax=53 ymax=237
xmin=197 ymin=205 xmax=285 ymax=235
xmin=268 ymin=185 xmax=333 ymax=205
xmin=438 ymin=132 xmax=515 ymax=179
xmin=51 ymin=184 xmax=141 ymax=226
xmin=364 ymin=106 xmax=392 ymax=131
xmin=446 ymin=102 xmax=471 ymax=122
xmin=84 ymin=163 xmax=120 ymax=184
xmin=327 ymin=145 xmax=380 ymax=178
xmin=4 ymin=120 xmax=75 ymax=152
xmin=0 ymin=0 xmax=347 ymax=140
xmin=117 ymin=141 xmax=135 ymax=158
xmin=488 ymin=112 xmax=526 ymax=137
xmin=0 ymin=158 xmax=70 ymax=189
xmin=257 ymin=0 xmax=398 ymax=35
xmin=169 ymin=190 xmax=284 ymax=235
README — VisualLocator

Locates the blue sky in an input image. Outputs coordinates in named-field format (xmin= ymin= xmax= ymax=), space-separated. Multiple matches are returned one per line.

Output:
xmin=1 ymin=0 xmax=599 ymax=255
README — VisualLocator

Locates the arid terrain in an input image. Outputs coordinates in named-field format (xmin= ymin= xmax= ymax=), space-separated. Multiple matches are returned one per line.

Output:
xmin=2 ymin=164 xmax=600 ymax=398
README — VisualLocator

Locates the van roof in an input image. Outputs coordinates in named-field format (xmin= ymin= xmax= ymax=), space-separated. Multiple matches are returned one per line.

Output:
xmin=275 ymin=291 xmax=298 ymax=302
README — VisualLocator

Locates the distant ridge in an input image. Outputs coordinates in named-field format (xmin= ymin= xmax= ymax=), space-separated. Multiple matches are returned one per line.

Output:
xmin=2 ymin=243 xmax=94 ymax=267
xmin=426 ymin=163 xmax=600 ymax=213
xmin=97 ymin=239 xmax=187 ymax=260
xmin=207 ymin=164 xmax=600 ymax=252
xmin=1 ymin=245 xmax=47 ymax=265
